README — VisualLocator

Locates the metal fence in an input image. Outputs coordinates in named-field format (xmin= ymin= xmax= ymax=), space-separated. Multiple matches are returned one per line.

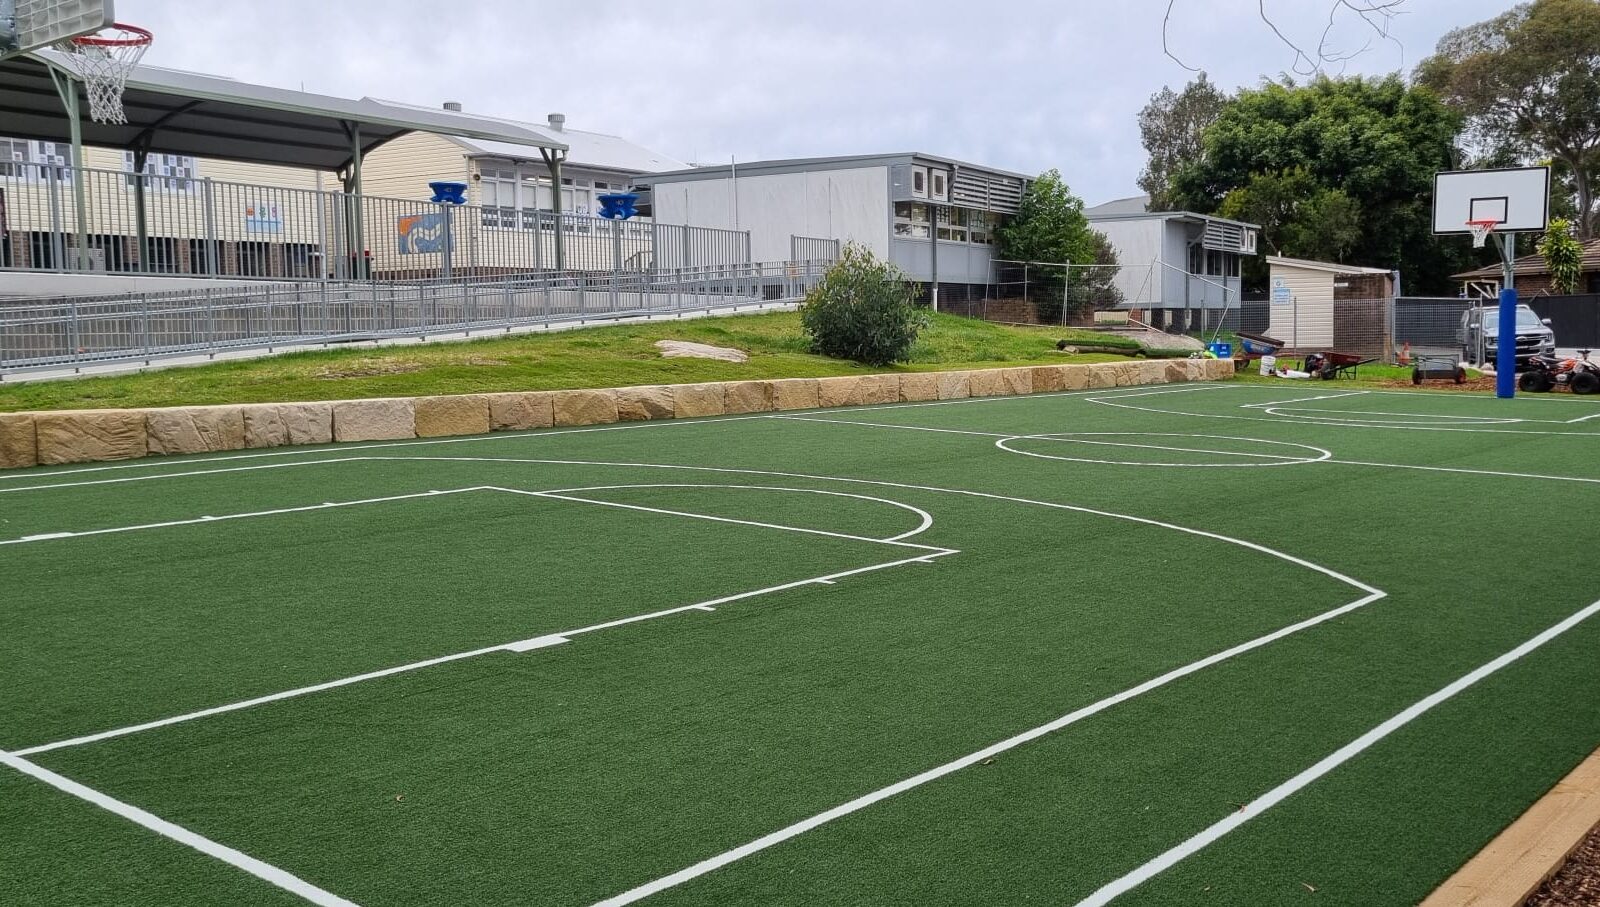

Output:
xmin=0 ymin=162 xmax=755 ymax=281
xmin=0 ymin=260 xmax=833 ymax=375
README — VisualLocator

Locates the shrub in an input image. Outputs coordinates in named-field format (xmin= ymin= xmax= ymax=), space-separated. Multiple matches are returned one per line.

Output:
xmin=800 ymin=244 xmax=928 ymax=366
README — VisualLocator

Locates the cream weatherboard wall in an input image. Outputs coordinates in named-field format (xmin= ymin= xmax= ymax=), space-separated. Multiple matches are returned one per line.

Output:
xmin=358 ymin=132 xmax=474 ymax=202
xmin=1267 ymin=262 xmax=1336 ymax=348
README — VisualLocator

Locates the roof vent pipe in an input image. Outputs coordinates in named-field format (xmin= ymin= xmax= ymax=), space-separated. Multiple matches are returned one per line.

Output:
xmin=547 ymin=113 xmax=565 ymax=132
xmin=442 ymin=101 xmax=463 ymax=112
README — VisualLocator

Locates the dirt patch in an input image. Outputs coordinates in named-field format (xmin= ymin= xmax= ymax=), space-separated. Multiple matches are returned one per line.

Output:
xmin=1375 ymin=376 xmax=1500 ymax=393
xmin=462 ymin=356 xmax=509 ymax=367
xmin=1525 ymin=823 xmax=1600 ymax=906
xmin=313 ymin=360 xmax=426 ymax=380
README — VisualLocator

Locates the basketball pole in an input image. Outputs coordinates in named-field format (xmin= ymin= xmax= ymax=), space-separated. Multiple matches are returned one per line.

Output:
xmin=1494 ymin=231 xmax=1517 ymax=399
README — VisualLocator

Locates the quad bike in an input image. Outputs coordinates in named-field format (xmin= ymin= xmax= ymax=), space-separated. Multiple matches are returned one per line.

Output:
xmin=1519 ymin=349 xmax=1600 ymax=394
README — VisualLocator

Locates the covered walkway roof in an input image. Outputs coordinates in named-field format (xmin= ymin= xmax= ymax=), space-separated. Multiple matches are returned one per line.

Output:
xmin=0 ymin=50 xmax=566 ymax=172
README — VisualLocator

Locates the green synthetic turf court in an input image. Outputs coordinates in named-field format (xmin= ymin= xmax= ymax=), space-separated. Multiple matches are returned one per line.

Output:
xmin=4 ymin=381 xmax=1600 ymax=906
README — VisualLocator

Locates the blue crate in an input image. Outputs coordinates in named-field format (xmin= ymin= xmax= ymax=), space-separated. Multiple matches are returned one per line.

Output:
xmin=1207 ymin=342 xmax=1233 ymax=359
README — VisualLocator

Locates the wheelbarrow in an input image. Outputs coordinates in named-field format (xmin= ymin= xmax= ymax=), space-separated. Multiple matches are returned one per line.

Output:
xmin=1237 ymin=331 xmax=1285 ymax=358
xmin=1303 ymin=351 xmax=1376 ymax=380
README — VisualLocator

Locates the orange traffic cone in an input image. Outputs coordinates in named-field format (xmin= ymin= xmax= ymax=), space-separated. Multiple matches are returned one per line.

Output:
xmin=1398 ymin=341 xmax=1411 ymax=366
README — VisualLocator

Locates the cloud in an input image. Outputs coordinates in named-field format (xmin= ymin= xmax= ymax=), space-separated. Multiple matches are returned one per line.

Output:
xmin=126 ymin=0 xmax=1510 ymax=204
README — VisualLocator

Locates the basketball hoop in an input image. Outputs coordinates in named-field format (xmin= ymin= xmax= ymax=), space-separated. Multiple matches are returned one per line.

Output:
xmin=55 ymin=23 xmax=152 ymax=125
xmin=1467 ymin=219 xmax=1498 ymax=249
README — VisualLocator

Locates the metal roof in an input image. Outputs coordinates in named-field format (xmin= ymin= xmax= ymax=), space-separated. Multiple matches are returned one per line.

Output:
xmin=639 ymin=152 xmax=1032 ymax=184
xmin=1452 ymin=238 xmax=1600 ymax=281
xmin=1267 ymin=255 xmax=1393 ymax=275
xmin=361 ymin=102 xmax=688 ymax=175
xmin=0 ymin=50 xmax=566 ymax=172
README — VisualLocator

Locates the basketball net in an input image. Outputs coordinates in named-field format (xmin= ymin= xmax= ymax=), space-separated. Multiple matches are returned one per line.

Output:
xmin=55 ymin=24 xmax=152 ymax=125
xmin=1467 ymin=219 xmax=1498 ymax=250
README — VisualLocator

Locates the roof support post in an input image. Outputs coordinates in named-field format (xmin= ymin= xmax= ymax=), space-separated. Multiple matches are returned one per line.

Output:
xmin=48 ymin=66 xmax=91 ymax=271
xmin=131 ymin=143 xmax=150 ymax=273
xmin=540 ymin=146 xmax=567 ymax=272
xmin=339 ymin=121 xmax=367 ymax=279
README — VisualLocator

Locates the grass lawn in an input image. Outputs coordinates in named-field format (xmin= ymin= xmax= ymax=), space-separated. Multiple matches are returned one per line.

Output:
xmin=4 ymin=383 xmax=1599 ymax=905
xmin=0 ymin=312 xmax=1128 ymax=413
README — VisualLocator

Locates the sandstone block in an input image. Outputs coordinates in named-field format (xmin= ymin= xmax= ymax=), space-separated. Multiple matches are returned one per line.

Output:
xmin=817 ymin=376 xmax=864 ymax=409
xmin=414 ymin=395 xmax=491 ymax=438
xmin=616 ymin=386 xmax=674 ymax=421
xmin=242 ymin=403 xmax=334 ymax=448
xmin=332 ymin=398 xmax=416 ymax=443
xmin=1031 ymin=366 xmax=1066 ymax=393
xmin=937 ymin=371 xmax=971 ymax=400
xmin=1000 ymin=368 xmax=1033 ymax=396
xmin=859 ymin=374 xmax=900 ymax=405
xmin=1086 ymin=364 xmax=1118 ymax=388
xmin=553 ymin=389 xmax=619 ymax=427
xmin=1060 ymin=365 xmax=1090 ymax=390
xmin=724 ymin=381 xmax=775 ymax=415
xmin=35 ymin=409 xmax=148 ymax=465
xmin=0 ymin=413 xmax=38 ymax=470
xmin=486 ymin=392 xmax=554 ymax=431
xmin=672 ymin=383 xmax=726 ymax=419
xmin=770 ymin=378 xmax=820 ymax=411
xmin=899 ymin=373 xmax=940 ymax=402
xmin=1164 ymin=361 xmax=1191 ymax=383
xmin=968 ymin=369 xmax=1008 ymax=397
xmin=146 ymin=406 xmax=246 ymax=456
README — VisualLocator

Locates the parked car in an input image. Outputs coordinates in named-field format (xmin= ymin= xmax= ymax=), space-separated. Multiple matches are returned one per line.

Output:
xmin=1458 ymin=304 xmax=1556 ymax=368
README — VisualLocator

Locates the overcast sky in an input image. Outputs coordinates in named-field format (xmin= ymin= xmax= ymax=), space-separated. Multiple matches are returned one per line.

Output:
xmin=128 ymin=0 xmax=1512 ymax=203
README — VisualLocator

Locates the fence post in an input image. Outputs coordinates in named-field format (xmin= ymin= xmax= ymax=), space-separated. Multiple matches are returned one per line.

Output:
xmin=202 ymin=178 xmax=219 ymax=276
xmin=1062 ymin=265 xmax=1070 ymax=327
xmin=46 ymin=165 xmax=65 ymax=269
xmin=440 ymin=202 xmax=454 ymax=280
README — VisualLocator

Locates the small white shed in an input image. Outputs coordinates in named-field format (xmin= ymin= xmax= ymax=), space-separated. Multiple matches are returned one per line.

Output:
xmin=1266 ymin=256 xmax=1395 ymax=352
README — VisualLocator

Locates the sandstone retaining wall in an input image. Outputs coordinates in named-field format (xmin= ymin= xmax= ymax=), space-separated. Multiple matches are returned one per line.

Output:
xmin=0 ymin=359 xmax=1234 ymax=470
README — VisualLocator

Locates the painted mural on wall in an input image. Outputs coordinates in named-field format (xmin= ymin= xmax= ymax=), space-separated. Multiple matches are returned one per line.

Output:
xmin=396 ymin=213 xmax=450 ymax=254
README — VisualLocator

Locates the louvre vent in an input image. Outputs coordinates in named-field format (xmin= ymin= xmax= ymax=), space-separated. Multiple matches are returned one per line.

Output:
xmin=951 ymin=168 xmax=1024 ymax=214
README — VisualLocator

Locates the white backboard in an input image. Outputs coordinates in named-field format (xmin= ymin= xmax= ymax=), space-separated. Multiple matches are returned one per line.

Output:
xmin=1433 ymin=166 xmax=1550 ymax=235
xmin=0 ymin=0 xmax=112 ymax=59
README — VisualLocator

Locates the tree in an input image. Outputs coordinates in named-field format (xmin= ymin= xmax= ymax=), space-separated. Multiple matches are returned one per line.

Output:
xmin=800 ymin=244 xmax=927 ymax=366
xmin=1138 ymin=74 xmax=1229 ymax=211
xmin=1216 ymin=168 xmax=1363 ymax=262
xmin=1168 ymin=75 xmax=1470 ymax=293
xmin=995 ymin=170 xmax=1121 ymax=323
xmin=1416 ymin=0 xmax=1600 ymax=239
xmin=1537 ymin=218 xmax=1585 ymax=293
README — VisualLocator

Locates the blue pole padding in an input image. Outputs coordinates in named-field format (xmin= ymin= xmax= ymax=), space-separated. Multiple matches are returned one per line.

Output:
xmin=1496 ymin=287 xmax=1517 ymax=399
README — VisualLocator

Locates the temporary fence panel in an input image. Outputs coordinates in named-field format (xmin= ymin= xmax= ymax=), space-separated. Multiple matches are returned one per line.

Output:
xmin=0 ymin=261 xmax=828 ymax=375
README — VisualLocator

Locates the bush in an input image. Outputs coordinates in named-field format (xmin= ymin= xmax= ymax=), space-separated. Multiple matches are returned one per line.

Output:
xmin=800 ymin=244 xmax=928 ymax=366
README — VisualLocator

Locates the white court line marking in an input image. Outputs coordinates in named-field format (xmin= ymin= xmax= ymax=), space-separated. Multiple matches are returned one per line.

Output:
xmin=781 ymin=411 xmax=1600 ymax=484
xmin=0 ymin=384 xmax=1230 ymax=487
xmin=1566 ymin=411 xmax=1600 ymax=423
xmin=1073 ymin=595 xmax=1600 ymax=907
xmin=0 ymin=748 xmax=359 ymax=907
xmin=1088 ymin=392 xmax=1600 ymax=436
xmin=518 ymin=483 xmax=937 ymax=544
xmin=1336 ymin=460 xmax=1600 ymax=485
xmin=12 ymin=483 xmax=952 ymax=756
xmin=996 ymin=434 xmax=1331 ymax=469
xmin=15 ymin=549 xmax=952 ymax=757
xmin=0 ymin=487 xmax=484 ymax=546
xmin=1240 ymin=391 xmax=1368 ymax=408
xmin=1259 ymin=406 xmax=1524 ymax=426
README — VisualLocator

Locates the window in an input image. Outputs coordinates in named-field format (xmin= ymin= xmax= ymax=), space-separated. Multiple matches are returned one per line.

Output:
xmin=284 ymin=243 xmax=318 ymax=278
xmin=1188 ymin=244 xmax=1203 ymax=274
xmin=28 ymin=232 xmax=64 ymax=268
xmin=893 ymin=201 xmax=931 ymax=238
xmin=1206 ymin=249 xmax=1224 ymax=276
xmin=236 ymin=241 xmax=272 ymax=277
xmin=930 ymin=170 xmax=948 ymax=201
xmin=188 ymin=238 xmax=218 ymax=274
xmin=123 ymin=151 xmax=197 ymax=192
xmin=969 ymin=210 xmax=999 ymax=245
xmin=938 ymin=206 xmax=967 ymax=242
xmin=1226 ymin=253 xmax=1241 ymax=278
xmin=911 ymin=166 xmax=928 ymax=198
xmin=142 ymin=237 xmax=179 ymax=273
xmin=2 ymin=139 xmax=72 ymax=182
